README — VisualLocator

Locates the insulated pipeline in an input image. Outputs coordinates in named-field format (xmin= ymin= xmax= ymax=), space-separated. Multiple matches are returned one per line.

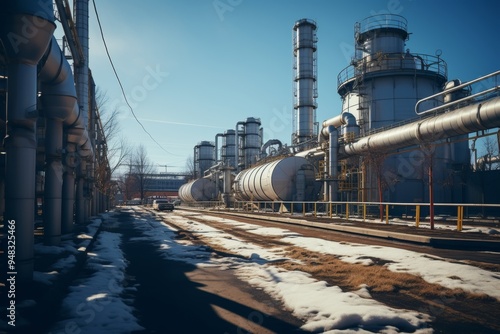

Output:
xmin=340 ymin=97 xmax=500 ymax=157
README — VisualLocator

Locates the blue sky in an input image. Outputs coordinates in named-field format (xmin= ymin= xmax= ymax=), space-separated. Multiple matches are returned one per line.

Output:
xmin=60 ymin=0 xmax=500 ymax=174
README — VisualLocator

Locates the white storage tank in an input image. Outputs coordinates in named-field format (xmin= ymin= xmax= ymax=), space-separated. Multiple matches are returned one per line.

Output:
xmin=233 ymin=156 xmax=316 ymax=201
xmin=221 ymin=129 xmax=236 ymax=168
xmin=241 ymin=117 xmax=262 ymax=169
xmin=195 ymin=141 xmax=215 ymax=177
xmin=178 ymin=177 xmax=216 ymax=202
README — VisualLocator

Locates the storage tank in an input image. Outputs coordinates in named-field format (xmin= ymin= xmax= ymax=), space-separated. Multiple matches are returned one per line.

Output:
xmin=237 ymin=117 xmax=262 ymax=170
xmin=221 ymin=129 xmax=236 ymax=168
xmin=178 ymin=177 xmax=217 ymax=202
xmin=194 ymin=141 xmax=215 ymax=178
xmin=336 ymin=14 xmax=469 ymax=203
xmin=233 ymin=156 xmax=316 ymax=201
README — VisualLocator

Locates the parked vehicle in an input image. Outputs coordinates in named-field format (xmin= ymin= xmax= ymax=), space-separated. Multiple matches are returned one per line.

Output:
xmin=152 ymin=199 xmax=174 ymax=211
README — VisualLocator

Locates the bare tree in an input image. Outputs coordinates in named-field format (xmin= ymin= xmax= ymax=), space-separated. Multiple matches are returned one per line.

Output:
xmin=133 ymin=144 xmax=154 ymax=202
xmin=365 ymin=153 xmax=400 ymax=221
xmin=481 ymin=136 xmax=499 ymax=170
xmin=119 ymin=153 xmax=138 ymax=201
xmin=184 ymin=155 xmax=195 ymax=179
xmin=95 ymin=87 xmax=131 ymax=176
xmin=93 ymin=87 xmax=132 ymax=203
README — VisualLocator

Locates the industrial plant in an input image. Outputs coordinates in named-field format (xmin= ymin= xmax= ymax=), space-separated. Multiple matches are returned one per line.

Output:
xmin=0 ymin=1 xmax=499 ymax=288
xmin=179 ymin=15 xmax=500 ymax=212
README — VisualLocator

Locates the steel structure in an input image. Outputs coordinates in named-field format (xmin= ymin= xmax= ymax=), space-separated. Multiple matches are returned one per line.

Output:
xmin=336 ymin=14 xmax=469 ymax=203
xmin=293 ymin=19 xmax=318 ymax=149
xmin=0 ymin=0 xmax=111 ymax=282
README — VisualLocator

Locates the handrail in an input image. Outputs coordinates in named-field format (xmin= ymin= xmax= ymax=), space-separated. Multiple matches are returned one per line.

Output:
xmin=415 ymin=69 xmax=500 ymax=115
xmin=356 ymin=14 xmax=407 ymax=35
xmin=337 ymin=52 xmax=447 ymax=90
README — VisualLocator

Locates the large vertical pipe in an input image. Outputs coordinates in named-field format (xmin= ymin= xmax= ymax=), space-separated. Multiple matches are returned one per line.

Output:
xmin=215 ymin=133 xmax=223 ymax=163
xmin=61 ymin=142 xmax=76 ymax=233
xmin=328 ymin=126 xmax=338 ymax=202
xmin=90 ymin=78 xmax=97 ymax=216
xmin=235 ymin=121 xmax=245 ymax=171
xmin=74 ymin=0 xmax=90 ymax=224
xmin=43 ymin=119 xmax=63 ymax=245
xmin=75 ymin=161 xmax=86 ymax=224
xmin=293 ymin=19 xmax=317 ymax=147
xmin=39 ymin=37 xmax=78 ymax=244
xmin=3 ymin=0 xmax=55 ymax=282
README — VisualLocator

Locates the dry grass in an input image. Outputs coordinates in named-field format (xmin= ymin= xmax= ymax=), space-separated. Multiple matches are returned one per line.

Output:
xmin=281 ymin=246 xmax=490 ymax=300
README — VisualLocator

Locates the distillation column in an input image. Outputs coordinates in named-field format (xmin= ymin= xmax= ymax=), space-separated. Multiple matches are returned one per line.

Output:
xmin=293 ymin=19 xmax=318 ymax=149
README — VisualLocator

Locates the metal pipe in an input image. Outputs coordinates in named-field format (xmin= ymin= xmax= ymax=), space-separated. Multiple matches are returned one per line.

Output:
xmin=40 ymin=37 xmax=75 ymax=243
xmin=215 ymin=133 xmax=223 ymax=162
xmin=320 ymin=112 xmax=356 ymax=140
xmin=61 ymin=142 xmax=76 ymax=234
xmin=340 ymin=96 xmax=500 ymax=157
xmin=3 ymin=0 xmax=56 ymax=282
xmin=75 ymin=162 xmax=86 ymax=224
xmin=43 ymin=119 xmax=63 ymax=245
xmin=193 ymin=145 xmax=197 ymax=178
xmin=260 ymin=139 xmax=283 ymax=157
xmin=222 ymin=165 xmax=233 ymax=207
xmin=235 ymin=121 xmax=245 ymax=171
xmin=321 ymin=115 xmax=345 ymax=133
xmin=74 ymin=0 xmax=90 ymax=224
xmin=476 ymin=154 xmax=500 ymax=170
xmin=39 ymin=36 xmax=92 ymax=237
xmin=416 ymin=70 xmax=500 ymax=115
xmin=329 ymin=126 xmax=338 ymax=202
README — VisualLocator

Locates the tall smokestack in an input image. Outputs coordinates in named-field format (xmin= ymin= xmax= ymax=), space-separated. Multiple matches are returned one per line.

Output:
xmin=293 ymin=19 xmax=318 ymax=148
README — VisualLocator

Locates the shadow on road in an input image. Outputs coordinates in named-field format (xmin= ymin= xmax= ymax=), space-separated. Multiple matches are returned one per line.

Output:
xmin=115 ymin=209 xmax=306 ymax=334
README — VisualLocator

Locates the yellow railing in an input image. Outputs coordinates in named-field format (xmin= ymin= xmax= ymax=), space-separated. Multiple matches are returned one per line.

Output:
xmin=189 ymin=200 xmax=500 ymax=231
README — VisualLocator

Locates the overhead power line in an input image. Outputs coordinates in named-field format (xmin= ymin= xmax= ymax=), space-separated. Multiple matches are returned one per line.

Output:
xmin=91 ymin=0 xmax=178 ymax=157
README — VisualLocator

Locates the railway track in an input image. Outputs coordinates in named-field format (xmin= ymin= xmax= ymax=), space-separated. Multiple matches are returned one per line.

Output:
xmin=146 ymin=207 xmax=500 ymax=333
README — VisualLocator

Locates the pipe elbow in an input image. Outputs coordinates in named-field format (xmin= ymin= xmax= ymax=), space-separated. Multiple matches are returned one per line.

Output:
xmin=342 ymin=112 xmax=356 ymax=125
xmin=40 ymin=37 xmax=77 ymax=98
xmin=78 ymin=132 xmax=94 ymax=158
xmin=3 ymin=2 xmax=55 ymax=65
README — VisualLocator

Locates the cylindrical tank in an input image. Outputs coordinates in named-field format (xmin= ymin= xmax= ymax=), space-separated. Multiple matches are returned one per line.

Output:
xmin=178 ymin=177 xmax=216 ymax=202
xmin=221 ymin=129 xmax=236 ymax=168
xmin=242 ymin=117 xmax=261 ymax=168
xmin=233 ymin=156 xmax=316 ymax=201
xmin=293 ymin=19 xmax=317 ymax=146
xmin=336 ymin=14 xmax=469 ymax=203
xmin=356 ymin=14 xmax=408 ymax=61
xmin=195 ymin=141 xmax=215 ymax=177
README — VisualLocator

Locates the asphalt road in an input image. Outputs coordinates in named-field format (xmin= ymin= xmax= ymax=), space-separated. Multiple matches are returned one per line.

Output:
xmin=107 ymin=209 xmax=307 ymax=334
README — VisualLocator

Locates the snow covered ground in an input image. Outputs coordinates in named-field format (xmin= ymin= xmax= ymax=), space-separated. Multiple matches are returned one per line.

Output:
xmin=36 ymin=208 xmax=500 ymax=333
xmin=49 ymin=230 xmax=144 ymax=333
